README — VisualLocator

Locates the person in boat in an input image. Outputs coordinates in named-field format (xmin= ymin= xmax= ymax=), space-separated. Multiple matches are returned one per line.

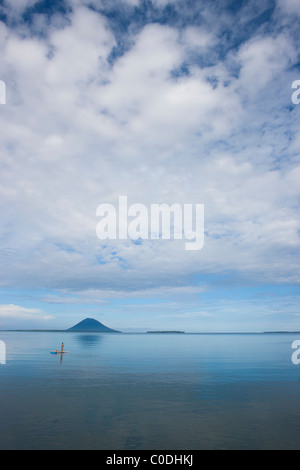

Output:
xmin=61 ymin=342 xmax=64 ymax=352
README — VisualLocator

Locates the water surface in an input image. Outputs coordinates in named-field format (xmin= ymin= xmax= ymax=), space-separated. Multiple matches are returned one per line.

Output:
xmin=0 ymin=332 xmax=300 ymax=450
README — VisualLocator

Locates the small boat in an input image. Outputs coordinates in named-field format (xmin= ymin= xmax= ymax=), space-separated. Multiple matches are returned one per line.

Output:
xmin=50 ymin=350 xmax=69 ymax=354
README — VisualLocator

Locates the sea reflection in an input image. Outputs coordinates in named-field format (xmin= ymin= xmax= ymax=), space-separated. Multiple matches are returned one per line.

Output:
xmin=1 ymin=332 xmax=300 ymax=449
xmin=74 ymin=333 xmax=102 ymax=348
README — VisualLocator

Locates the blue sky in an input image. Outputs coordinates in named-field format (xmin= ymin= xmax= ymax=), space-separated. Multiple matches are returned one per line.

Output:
xmin=0 ymin=0 xmax=300 ymax=332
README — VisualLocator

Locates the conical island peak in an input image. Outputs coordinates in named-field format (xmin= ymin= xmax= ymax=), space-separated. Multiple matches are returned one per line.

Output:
xmin=67 ymin=318 xmax=120 ymax=333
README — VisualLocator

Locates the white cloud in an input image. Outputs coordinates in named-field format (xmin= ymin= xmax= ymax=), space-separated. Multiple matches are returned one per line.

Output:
xmin=47 ymin=7 xmax=115 ymax=86
xmin=151 ymin=0 xmax=178 ymax=6
xmin=2 ymin=0 xmax=40 ymax=16
xmin=182 ymin=26 xmax=216 ymax=49
xmin=236 ymin=33 xmax=297 ymax=95
xmin=0 ymin=304 xmax=53 ymax=323
xmin=0 ymin=1 xmax=299 ymax=330
xmin=277 ymin=0 xmax=300 ymax=16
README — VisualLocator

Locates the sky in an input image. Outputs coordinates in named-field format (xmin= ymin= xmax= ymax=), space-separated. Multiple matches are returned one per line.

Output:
xmin=0 ymin=0 xmax=299 ymax=332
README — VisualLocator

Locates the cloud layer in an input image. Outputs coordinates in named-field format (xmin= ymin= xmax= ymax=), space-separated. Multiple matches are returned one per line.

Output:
xmin=0 ymin=0 xmax=299 ymax=330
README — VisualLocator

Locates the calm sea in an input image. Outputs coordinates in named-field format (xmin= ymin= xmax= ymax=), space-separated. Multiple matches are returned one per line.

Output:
xmin=0 ymin=331 xmax=300 ymax=450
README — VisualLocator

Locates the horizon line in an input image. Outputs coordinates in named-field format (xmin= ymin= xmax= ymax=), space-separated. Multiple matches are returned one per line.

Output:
xmin=1 ymin=329 xmax=300 ymax=334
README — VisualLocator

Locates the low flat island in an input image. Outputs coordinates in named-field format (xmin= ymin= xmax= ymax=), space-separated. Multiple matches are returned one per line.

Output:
xmin=147 ymin=331 xmax=185 ymax=334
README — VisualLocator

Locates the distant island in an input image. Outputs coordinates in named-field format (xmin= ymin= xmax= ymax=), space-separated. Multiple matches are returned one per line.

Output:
xmin=2 ymin=318 xmax=300 ymax=334
xmin=67 ymin=318 xmax=120 ymax=333
xmin=147 ymin=331 xmax=185 ymax=334
xmin=263 ymin=331 xmax=300 ymax=334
